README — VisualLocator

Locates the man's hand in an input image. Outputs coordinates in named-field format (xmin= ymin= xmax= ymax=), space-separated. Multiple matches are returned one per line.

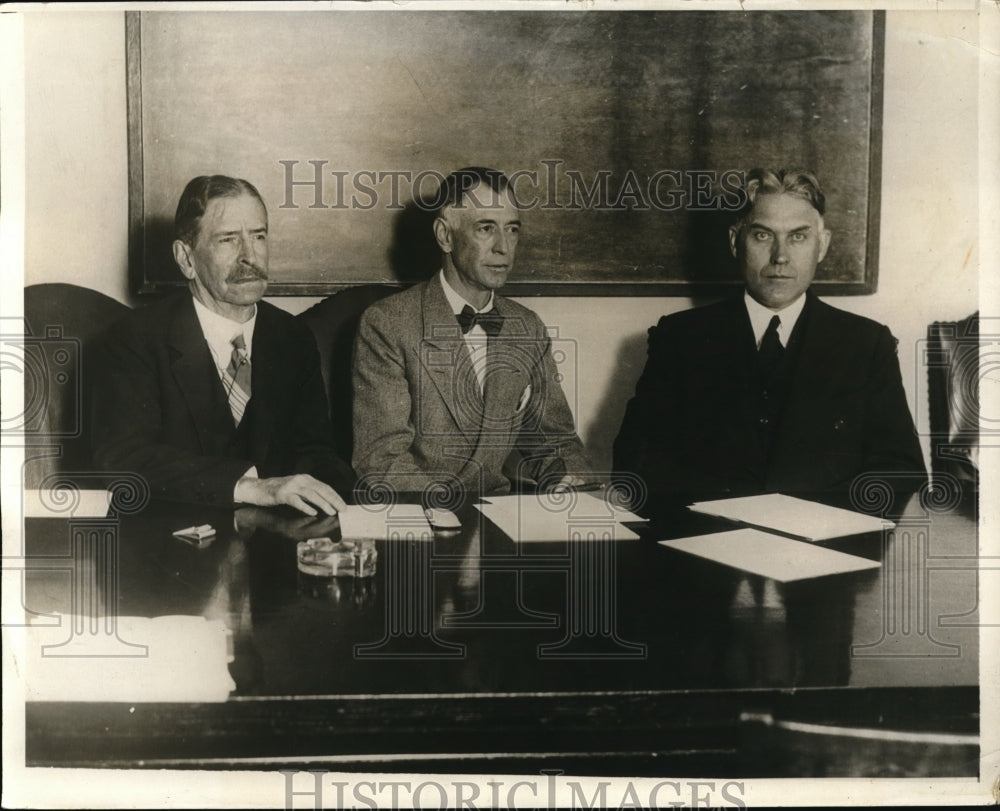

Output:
xmin=234 ymin=474 xmax=347 ymax=516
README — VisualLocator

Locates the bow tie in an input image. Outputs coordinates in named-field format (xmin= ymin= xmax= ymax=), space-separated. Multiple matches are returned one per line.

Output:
xmin=457 ymin=304 xmax=504 ymax=337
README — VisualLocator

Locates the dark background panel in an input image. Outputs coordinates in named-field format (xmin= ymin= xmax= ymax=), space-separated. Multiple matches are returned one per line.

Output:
xmin=130 ymin=10 xmax=880 ymax=295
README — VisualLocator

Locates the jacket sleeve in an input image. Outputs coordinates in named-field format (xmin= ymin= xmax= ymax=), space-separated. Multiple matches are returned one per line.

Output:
xmin=286 ymin=324 xmax=357 ymax=496
xmin=351 ymin=304 xmax=442 ymax=494
xmin=861 ymin=325 xmax=928 ymax=487
xmin=613 ymin=318 xmax=686 ymax=503
xmin=513 ymin=316 xmax=592 ymax=485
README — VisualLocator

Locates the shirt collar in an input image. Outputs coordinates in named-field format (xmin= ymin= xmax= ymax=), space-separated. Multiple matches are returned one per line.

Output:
xmin=743 ymin=290 xmax=807 ymax=348
xmin=191 ymin=295 xmax=257 ymax=369
xmin=439 ymin=269 xmax=495 ymax=316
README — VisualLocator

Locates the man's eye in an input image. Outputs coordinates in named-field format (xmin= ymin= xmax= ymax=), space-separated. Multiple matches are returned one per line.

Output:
xmin=477 ymin=224 xmax=495 ymax=235
xmin=752 ymin=231 xmax=771 ymax=241
xmin=506 ymin=226 xmax=520 ymax=236
xmin=790 ymin=232 xmax=807 ymax=242
xmin=254 ymin=233 xmax=267 ymax=241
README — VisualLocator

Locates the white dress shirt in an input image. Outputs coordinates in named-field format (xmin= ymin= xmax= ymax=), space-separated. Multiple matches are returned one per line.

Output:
xmin=439 ymin=270 xmax=493 ymax=392
xmin=744 ymin=291 xmax=807 ymax=349
xmin=191 ymin=296 xmax=257 ymax=374
xmin=191 ymin=296 xmax=258 ymax=485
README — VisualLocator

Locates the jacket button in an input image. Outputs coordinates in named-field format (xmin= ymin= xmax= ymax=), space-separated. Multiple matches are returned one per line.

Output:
xmin=834 ymin=419 xmax=844 ymax=430
xmin=759 ymin=417 xmax=769 ymax=425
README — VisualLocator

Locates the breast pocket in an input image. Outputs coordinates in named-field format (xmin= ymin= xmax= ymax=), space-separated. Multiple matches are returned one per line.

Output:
xmin=816 ymin=394 xmax=867 ymax=477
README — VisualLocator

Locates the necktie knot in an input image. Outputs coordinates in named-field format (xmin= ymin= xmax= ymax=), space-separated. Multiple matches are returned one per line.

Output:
xmin=457 ymin=304 xmax=504 ymax=337
xmin=231 ymin=333 xmax=248 ymax=360
xmin=758 ymin=314 xmax=785 ymax=377
xmin=763 ymin=315 xmax=781 ymax=343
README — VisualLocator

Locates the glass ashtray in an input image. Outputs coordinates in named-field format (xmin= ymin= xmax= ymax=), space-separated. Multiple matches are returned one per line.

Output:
xmin=296 ymin=537 xmax=378 ymax=578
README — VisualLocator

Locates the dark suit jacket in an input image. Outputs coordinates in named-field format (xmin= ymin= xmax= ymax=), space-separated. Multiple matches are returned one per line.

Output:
xmin=613 ymin=293 xmax=926 ymax=506
xmin=91 ymin=293 xmax=354 ymax=507
xmin=352 ymin=275 xmax=591 ymax=496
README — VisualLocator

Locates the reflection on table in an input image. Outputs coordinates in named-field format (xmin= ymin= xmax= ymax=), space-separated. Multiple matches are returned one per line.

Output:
xmin=22 ymin=487 xmax=979 ymax=775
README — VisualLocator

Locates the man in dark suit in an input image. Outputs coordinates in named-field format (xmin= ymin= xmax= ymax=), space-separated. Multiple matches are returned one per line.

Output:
xmin=352 ymin=167 xmax=593 ymax=496
xmin=614 ymin=168 xmax=925 ymax=508
xmin=92 ymin=175 xmax=352 ymax=513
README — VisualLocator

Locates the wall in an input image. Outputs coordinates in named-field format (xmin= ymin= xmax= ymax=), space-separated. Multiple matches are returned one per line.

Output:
xmin=22 ymin=10 xmax=983 ymax=471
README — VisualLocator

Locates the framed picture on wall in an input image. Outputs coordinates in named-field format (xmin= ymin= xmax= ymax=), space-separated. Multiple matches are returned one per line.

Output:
xmin=127 ymin=9 xmax=883 ymax=296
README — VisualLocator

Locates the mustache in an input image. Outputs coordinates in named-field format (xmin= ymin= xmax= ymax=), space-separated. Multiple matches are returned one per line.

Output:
xmin=227 ymin=264 xmax=268 ymax=282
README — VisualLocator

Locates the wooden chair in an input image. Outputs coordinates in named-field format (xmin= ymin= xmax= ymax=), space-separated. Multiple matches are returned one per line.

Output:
xmin=295 ymin=285 xmax=399 ymax=464
xmin=926 ymin=312 xmax=979 ymax=494
xmin=22 ymin=284 xmax=130 ymax=488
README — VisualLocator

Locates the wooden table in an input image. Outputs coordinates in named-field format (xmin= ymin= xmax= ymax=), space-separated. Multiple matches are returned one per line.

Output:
xmin=21 ymin=488 xmax=979 ymax=776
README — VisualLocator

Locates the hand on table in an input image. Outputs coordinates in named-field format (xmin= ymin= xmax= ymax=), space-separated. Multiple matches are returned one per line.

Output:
xmin=234 ymin=474 xmax=347 ymax=516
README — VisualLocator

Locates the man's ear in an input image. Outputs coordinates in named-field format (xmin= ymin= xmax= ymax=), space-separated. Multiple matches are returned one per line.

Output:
xmin=817 ymin=228 xmax=832 ymax=263
xmin=172 ymin=240 xmax=196 ymax=280
xmin=728 ymin=225 xmax=739 ymax=259
xmin=433 ymin=216 xmax=452 ymax=254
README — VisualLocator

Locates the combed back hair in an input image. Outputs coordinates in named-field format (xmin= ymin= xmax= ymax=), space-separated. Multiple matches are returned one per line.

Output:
xmin=174 ymin=175 xmax=265 ymax=246
xmin=736 ymin=168 xmax=826 ymax=224
xmin=434 ymin=167 xmax=515 ymax=216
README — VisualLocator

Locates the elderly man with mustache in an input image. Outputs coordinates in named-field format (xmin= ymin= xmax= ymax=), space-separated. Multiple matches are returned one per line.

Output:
xmin=92 ymin=175 xmax=353 ymax=513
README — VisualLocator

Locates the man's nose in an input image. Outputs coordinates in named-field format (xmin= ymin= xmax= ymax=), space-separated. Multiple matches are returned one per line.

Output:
xmin=493 ymin=230 xmax=510 ymax=254
xmin=237 ymin=234 xmax=254 ymax=264
xmin=771 ymin=239 xmax=789 ymax=265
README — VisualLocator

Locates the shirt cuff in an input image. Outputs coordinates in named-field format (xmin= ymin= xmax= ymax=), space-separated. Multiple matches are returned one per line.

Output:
xmin=233 ymin=466 xmax=259 ymax=502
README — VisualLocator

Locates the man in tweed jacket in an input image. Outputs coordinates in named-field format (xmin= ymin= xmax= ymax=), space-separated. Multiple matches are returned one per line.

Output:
xmin=352 ymin=168 xmax=593 ymax=497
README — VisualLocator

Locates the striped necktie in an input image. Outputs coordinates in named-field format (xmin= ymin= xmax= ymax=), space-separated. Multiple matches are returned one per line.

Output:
xmin=225 ymin=333 xmax=252 ymax=424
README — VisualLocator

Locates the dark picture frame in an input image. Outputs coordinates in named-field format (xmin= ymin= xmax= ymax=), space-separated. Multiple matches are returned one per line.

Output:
xmin=127 ymin=10 xmax=884 ymax=297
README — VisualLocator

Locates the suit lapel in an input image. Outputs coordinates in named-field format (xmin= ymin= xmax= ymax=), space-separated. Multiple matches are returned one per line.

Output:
xmin=167 ymin=295 xmax=233 ymax=454
xmin=782 ymin=294 xmax=836 ymax=400
xmin=769 ymin=294 xmax=839 ymax=459
xmin=417 ymin=276 xmax=481 ymax=439
xmin=245 ymin=303 xmax=279 ymax=463
xmin=482 ymin=297 xmax=531 ymax=430
xmin=704 ymin=296 xmax=768 ymax=481
xmin=733 ymin=298 xmax=770 ymax=478
xmin=765 ymin=293 xmax=847 ymax=480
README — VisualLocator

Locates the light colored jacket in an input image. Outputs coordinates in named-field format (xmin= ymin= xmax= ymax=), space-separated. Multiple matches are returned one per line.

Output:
xmin=352 ymin=274 xmax=590 ymax=497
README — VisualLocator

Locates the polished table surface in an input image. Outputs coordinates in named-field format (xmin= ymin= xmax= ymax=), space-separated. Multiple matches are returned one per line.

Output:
xmin=22 ymin=487 xmax=980 ymax=775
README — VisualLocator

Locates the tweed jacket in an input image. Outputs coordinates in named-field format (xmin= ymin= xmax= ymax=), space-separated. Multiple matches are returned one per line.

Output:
xmin=352 ymin=275 xmax=591 ymax=496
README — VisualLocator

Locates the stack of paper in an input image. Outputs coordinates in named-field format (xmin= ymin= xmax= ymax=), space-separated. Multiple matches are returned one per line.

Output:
xmin=476 ymin=493 xmax=642 ymax=542
xmin=338 ymin=504 xmax=432 ymax=541
xmin=21 ymin=614 xmax=235 ymax=702
xmin=659 ymin=529 xmax=881 ymax=583
xmin=688 ymin=493 xmax=892 ymax=541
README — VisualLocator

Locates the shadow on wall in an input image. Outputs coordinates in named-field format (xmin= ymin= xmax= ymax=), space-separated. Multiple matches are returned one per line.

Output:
xmin=388 ymin=196 xmax=441 ymax=284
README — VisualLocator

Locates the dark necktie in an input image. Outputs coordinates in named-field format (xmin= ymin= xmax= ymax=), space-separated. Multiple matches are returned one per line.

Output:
xmin=758 ymin=314 xmax=784 ymax=377
xmin=225 ymin=333 xmax=252 ymax=424
xmin=456 ymin=304 xmax=504 ymax=337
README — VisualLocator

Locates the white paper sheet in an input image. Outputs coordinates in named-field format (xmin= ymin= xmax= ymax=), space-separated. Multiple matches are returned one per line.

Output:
xmin=688 ymin=493 xmax=892 ymax=541
xmin=580 ymin=491 xmax=649 ymax=523
xmin=338 ymin=504 xmax=432 ymax=541
xmin=23 ymin=489 xmax=111 ymax=519
xmin=22 ymin=614 xmax=235 ymax=702
xmin=659 ymin=528 xmax=881 ymax=582
xmin=476 ymin=494 xmax=640 ymax=542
